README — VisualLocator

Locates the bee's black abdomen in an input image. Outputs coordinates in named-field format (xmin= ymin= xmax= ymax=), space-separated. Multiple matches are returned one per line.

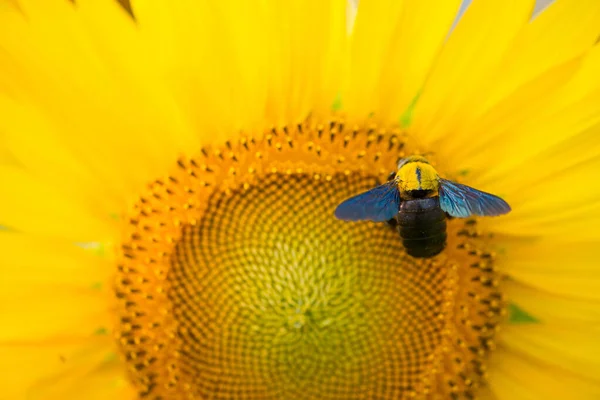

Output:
xmin=397 ymin=197 xmax=447 ymax=258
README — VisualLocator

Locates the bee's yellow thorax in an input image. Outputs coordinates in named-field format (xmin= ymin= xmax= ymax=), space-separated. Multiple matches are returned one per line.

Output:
xmin=397 ymin=160 xmax=439 ymax=193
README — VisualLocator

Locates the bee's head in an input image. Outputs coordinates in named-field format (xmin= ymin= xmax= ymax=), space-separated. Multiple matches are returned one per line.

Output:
xmin=396 ymin=155 xmax=430 ymax=170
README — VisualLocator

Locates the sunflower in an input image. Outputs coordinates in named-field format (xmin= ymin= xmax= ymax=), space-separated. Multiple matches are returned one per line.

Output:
xmin=1 ymin=0 xmax=600 ymax=399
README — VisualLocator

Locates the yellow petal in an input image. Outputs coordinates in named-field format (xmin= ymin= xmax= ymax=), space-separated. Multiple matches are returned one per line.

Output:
xmin=0 ymin=308 xmax=109 ymax=349
xmin=191 ymin=0 xmax=270 ymax=130
xmin=488 ymin=347 xmax=600 ymax=400
xmin=0 ymin=0 xmax=195 ymax=204
xmin=0 ymin=96 xmax=125 ymax=216
xmin=0 ymin=234 xmax=113 ymax=342
xmin=479 ymin=122 xmax=600 ymax=240
xmin=0 ymin=140 xmax=19 ymax=166
xmin=410 ymin=0 xmax=535 ymax=143
xmin=132 ymin=0 xmax=345 ymax=133
xmin=495 ymin=237 xmax=600 ymax=300
xmin=129 ymin=0 xmax=232 ymax=135
xmin=307 ymin=0 xmax=348 ymax=119
xmin=342 ymin=0 xmax=461 ymax=124
xmin=346 ymin=0 xmax=357 ymax=33
xmin=478 ymin=385 xmax=500 ymax=400
xmin=483 ymin=0 xmax=600 ymax=109
xmin=434 ymin=55 xmax=583 ymax=171
xmin=463 ymin=50 xmax=600 ymax=187
xmin=505 ymin=280 xmax=600 ymax=325
xmin=495 ymin=207 xmax=600 ymax=243
xmin=74 ymin=0 xmax=198 ymax=148
xmin=263 ymin=0 xmax=347 ymax=125
xmin=377 ymin=0 xmax=462 ymax=124
xmin=496 ymin=156 xmax=600 ymax=226
xmin=0 ymin=167 xmax=116 ymax=241
xmin=1 ymin=339 xmax=130 ymax=400
xmin=37 ymin=359 xmax=134 ymax=400
xmin=500 ymin=324 xmax=600 ymax=383
xmin=427 ymin=42 xmax=600 ymax=198
xmin=0 ymin=236 xmax=122 ymax=399
xmin=342 ymin=0 xmax=405 ymax=122
xmin=560 ymin=40 xmax=600 ymax=107
xmin=0 ymin=232 xmax=113 ymax=292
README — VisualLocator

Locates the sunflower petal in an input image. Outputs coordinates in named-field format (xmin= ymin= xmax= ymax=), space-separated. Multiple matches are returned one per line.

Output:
xmin=0 ymin=167 xmax=116 ymax=241
xmin=132 ymin=0 xmax=346 ymax=132
xmin=477 ymin=385 xmax=500 ymax=400
xmin=373 ymin=0 xmax=463 ymax=124
xmin=75 ymin=0 xmax=198 ymax=149
xmin=0 ymin=233 xmax=113 ymax=341
xmin=483 ymin=0 xmax=600 ymax=108
xmin=480 ymin=122 xmax=600 ymax=240
xmin=191 ymin=0 xmax=271 ymax=130
xmin=377 ymin=0 xmax=463 ymax=124
xmin=467 ymin=74 xmax=600 ymax=188
xmin=505 ymin=280 xmax=600 ymax=325
xmin=495 ymin=237 xmax=600 ymax=300
xmin=488 ymin=347 xmax=600 ymax=400
xmin=410 ymin=0 xmax=535 ymax=142
xmin=263 ymin=0 xmax=347 ymax=124
xmin=500 ymin=324 xmax=600 ymax=383
xmin=435 ymin=55 xmax=583 ymax=168
xmin=342 ymin=0 xmax=405 ymax=121
xmin=0 ymin=340 xmax=129 ymax=400
xmin=0 ymin=232 xmax=113 ymax=290
xmin=0 ymin=96 xmax=125 ymax=216
xmin=0 ymin=0 xmax=195 ymax=204
xmin=36 ymin=358 xmax=135 ymax=400
xmin=130 ymin=0 xmax=233 ymax=135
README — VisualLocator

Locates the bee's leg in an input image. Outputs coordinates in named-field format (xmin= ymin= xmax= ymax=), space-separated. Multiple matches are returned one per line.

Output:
xmin=386 ymin=217 xmax=398 ymax=230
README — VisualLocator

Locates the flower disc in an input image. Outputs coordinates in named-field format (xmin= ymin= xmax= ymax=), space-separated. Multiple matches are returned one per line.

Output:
xmin=116 ymin=121 xmax=504 ymax=399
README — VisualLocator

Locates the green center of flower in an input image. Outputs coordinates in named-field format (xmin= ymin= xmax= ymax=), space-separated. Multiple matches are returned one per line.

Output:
xmin=171 ymin=173 xmax=448 ymax=398
xmin=116 ymin=121 xmax=504 ymax=400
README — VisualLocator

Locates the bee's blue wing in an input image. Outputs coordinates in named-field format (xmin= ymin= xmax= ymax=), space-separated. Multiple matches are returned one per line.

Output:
xmin=438 ymin=178 xmax=511 ymax=218
xmin=334 ymin=182 xmax=400 ymax=222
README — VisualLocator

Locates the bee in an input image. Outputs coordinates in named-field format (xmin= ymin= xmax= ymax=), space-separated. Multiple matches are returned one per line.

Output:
xmin=334 ymin=155 xmax=511 ymax=258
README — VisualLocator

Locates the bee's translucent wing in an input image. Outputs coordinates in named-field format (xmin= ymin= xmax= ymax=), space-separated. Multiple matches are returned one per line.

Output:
xmin=334 ymin=182 xmax=400 ymax=222
xmin=438 ymin=178 xmax=511 ymax=218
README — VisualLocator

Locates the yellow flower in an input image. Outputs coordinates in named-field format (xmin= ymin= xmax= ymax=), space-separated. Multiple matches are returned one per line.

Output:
xmin=1 ymin=0 xmax=600 ymax=399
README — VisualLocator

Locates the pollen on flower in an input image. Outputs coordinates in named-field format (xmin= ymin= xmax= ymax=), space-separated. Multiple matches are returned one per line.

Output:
xmin=115 ymin=120 xmax=505 ymax=399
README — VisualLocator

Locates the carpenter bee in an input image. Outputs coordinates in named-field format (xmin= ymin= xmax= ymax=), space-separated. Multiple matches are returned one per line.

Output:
xmin=334 ymin=156 xmax=511 ymax=258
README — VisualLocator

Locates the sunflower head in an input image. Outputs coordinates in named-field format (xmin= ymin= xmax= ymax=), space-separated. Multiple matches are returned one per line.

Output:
xmin=114 ymin=122 xmax=506 ymax=399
